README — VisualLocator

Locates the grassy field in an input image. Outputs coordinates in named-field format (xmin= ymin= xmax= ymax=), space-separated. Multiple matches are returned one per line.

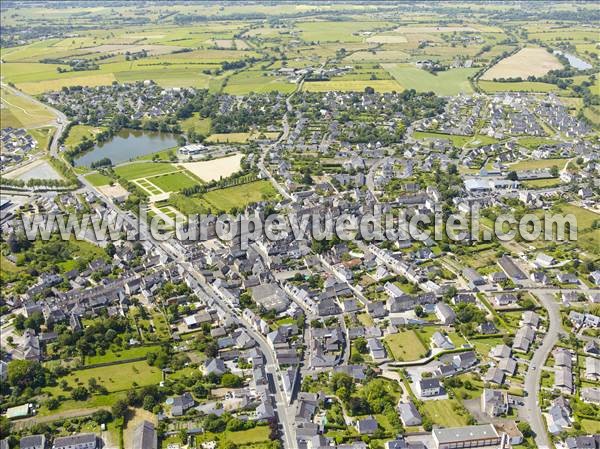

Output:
xmin=508 ymin=158 xmax=569 ymax=170
xmin=303 ymin=79 xmax=403 ymax=92
xmin=28 ymin=127 xmax=55 ymax=151
xmin=559 ymin=204 xmax=600 ymax=230
xmin=64 ymin=125 xmax=108 ymax=150
xmin=0 ymin=85 xmax=56 ymax=128
xmin=202 ymin=180 xmax=277 ymax=212
xmin=84 ymin=172 xmax=112 ymax=187
xmin=114 ymin=162 xmax=177 ymax=180
xmin=44 ymin=360 xmax=161 ymax=396
xmin=223 ymin=69 xmax=295 ymax=94
xmin=413 ymin=131 xmax=497 ymax=148
xmin=193 ymin=425 xmax=271 ymax=448
xmin=384 ymin=330 xmax=428 ymax=361
xmin=148 ymin=171 xmax=201 ymax=192
xmin=180 ymin=113 xmax=212 ymax=135
xmin=85 ymin=345 xmax=160 ymax=365
xmin=205 ymin=131 xmax=280 ymax=143
xmin=581 ymin=418 xmax=600 ymax=434
xmin=421 ymin=399 xmax=470 ymax=427
xmin=521 ymin=178 xmax=561 ymax=188
xmin=478 ymin=80 xmax=560 ymax=93
xmin=384 ymin=64 xmax=477 ymax=96
xmin=295 ymin=20 xmax=392 ymax=42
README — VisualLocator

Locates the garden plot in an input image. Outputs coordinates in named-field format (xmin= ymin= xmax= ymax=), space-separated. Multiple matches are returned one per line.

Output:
xmin=149 ymin=203 xmax=185 ymax=226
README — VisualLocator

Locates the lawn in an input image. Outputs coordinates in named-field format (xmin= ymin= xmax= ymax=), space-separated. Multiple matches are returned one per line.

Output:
xmin=522 ymin=178 xmax=561 ymax=188
xmin=508 ymin=158 xmax=569 ymax=171
xmin=202 ymin=180 xmax=277 ymax=212
xmin=383 ymin=64 xmax=477 ymax=96
xmin=356 ymin=312 xmax=374 ymax=327
xmin=85 ymin=345 xmax=160 ymax=365
xmin=384 ymin=330 xmax=428 ymax=361
xmin=421 ymin=399 xmax=470 ymax=427
xmin=84 ymin=172 xmax=112 ymax=187
xmin=114 ymin=162 xmax=177 ymax=180
xmin=558 ymin=204 xmax=600 ymax=230
xmin=193 ymin=425 xmax=271 ymax=447
xmin=180 ymin=113 xmax=212 ymax=135
xmin=44 ymin=360 xmax=161 ymax=396
xmin=580 ymin=418 xmax=600 ymax=434
xmin=38 ymin=391 xmax=126 ymax=416
xmin=64 ymin=125 xmax=108 ymax=150
xmin=413 ymin=131 xmax=498 ymax=148
xmin=470 ymin=336 xmax=505 ymax=358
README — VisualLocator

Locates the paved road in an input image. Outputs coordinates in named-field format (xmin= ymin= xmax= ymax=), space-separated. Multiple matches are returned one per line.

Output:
xmin=257 ymin=94 xmax=295 ymax=202
xmin=521 ymin=290 xmax=565 ymax=449
xmin=365 ymin=156 xmax=388 ymax=203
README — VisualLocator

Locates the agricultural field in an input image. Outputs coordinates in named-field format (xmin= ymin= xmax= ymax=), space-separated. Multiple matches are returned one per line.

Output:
xmin=384 ymin=64 xmax=477 ymax=96
xmin=0 ymin=85 xmax=56 ymax=128
xmin=303 ymin=79 xmax=403 ymax=93
xmin=481 ymin=47 xmax=563 ymax=80
xmin=478 ymin=80 xmax=561 ymax=93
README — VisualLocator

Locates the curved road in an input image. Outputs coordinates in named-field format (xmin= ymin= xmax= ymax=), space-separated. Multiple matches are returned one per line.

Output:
xmin=521 ymin=290 xmax=565 ymax=449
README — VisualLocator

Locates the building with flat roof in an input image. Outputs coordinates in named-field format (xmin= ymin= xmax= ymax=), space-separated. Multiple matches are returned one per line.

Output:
xmin=433 ymin=424 xmax=502 ymax=449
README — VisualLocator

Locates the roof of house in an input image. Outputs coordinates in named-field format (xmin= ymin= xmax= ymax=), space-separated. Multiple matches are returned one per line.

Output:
xmin=433 ymin=424 xmax=499 ymax=444
xmin=132 ymin=420 xmax=157 ymax=449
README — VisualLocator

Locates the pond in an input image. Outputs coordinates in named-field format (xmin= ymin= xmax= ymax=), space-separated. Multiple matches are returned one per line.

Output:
xmin=73 ymin=129 xmax=179 ymax=167
xmin=554 ymin=51 xmax=593 ymax=70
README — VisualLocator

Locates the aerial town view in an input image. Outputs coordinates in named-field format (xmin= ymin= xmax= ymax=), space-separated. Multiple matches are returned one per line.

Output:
xmin=0 ymin=1 xmax=599 ymax=449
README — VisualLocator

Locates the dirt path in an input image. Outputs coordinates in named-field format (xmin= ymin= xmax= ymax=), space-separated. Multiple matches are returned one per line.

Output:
xmin=12 ymin=406 xmax=108 ymax=430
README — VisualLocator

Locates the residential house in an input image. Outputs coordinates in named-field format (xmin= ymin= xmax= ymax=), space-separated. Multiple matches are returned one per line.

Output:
xmin=132 ymin=421 xmax=157 ymax=449
xmin=418 ymin=378 xmax=444 ymax=397
xmin=398 ymin=401 xmax=422 ymax=426
xmin=52 ymin=433 xmax=97 ymax=449
xmin=481 ymin=389 xmax=509 ymax=417
xmin=20 ymin=435 xmax=46 ymax=449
